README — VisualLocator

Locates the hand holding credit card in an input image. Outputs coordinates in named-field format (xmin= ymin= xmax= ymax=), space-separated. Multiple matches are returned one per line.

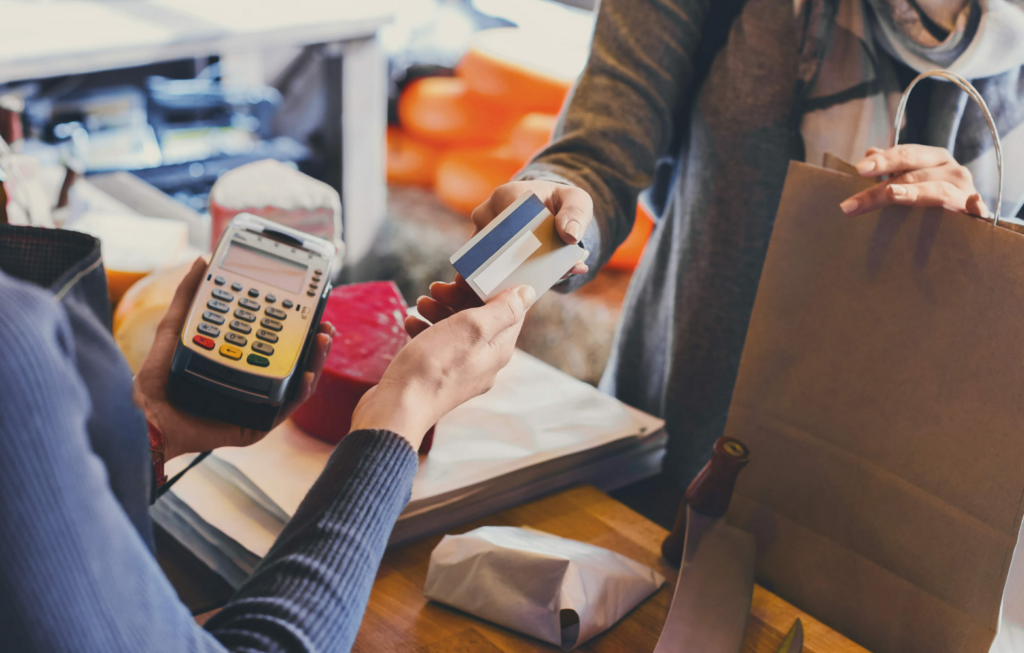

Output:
xmin=451 ymin=192 xmax=589 ymax=303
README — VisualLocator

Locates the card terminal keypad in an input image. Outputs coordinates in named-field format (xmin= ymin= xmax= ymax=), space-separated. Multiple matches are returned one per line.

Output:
xmin=191 ymin=261 xmax=326 ymax=368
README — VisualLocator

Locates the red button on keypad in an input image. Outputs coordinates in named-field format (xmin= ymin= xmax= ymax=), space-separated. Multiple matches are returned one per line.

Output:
xmin=193 ymin=334 xmax=215 ymax=350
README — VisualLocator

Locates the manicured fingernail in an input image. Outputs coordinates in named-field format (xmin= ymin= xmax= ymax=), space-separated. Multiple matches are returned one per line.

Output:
xmin=517 ymin=285 xmax=537 ymax=306
xmin=840 ymin=199 xmax=859 ymax=214
xmin=890 ymin=184 xmax=907 ymax=197
xmin=856 ymin=159 xmax=876 ymax=175
xmin=564 ymin=220 xmax=582 ymax=243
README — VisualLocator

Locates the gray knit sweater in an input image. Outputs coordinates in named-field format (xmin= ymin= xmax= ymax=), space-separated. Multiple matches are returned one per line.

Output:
xmin=520 ymin=0 xmax=803 ymax=487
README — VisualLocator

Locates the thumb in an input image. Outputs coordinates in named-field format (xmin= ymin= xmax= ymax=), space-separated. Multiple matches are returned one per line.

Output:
xmin=967 ymin=192 xmax=990 ymax=218
xmin=552 ymin=188 xmax=591 ymax=245
xmin=472 ymin=285 xmax=535 ymax=342
xmin=157 ymin=257 xmax=207 ymax=336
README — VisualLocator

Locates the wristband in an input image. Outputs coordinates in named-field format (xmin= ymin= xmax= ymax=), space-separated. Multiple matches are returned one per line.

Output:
xmin=148 ymin=420 xmax=167 ymax=488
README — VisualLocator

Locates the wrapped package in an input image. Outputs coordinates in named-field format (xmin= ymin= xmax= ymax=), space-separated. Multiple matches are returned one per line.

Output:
xmin=424 ymin=526 xmax=664 ymax=649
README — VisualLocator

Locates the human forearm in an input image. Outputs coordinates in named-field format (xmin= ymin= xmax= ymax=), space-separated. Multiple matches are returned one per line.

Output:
xmin=205 ymin=429 xmax=418 ymax=652
xmin=519 ymin=0 xmax=713 ymax=277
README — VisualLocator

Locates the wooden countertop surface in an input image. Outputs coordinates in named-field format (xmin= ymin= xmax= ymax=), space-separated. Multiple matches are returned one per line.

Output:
xmin=348 ymin=485 xmax=871 ymax=652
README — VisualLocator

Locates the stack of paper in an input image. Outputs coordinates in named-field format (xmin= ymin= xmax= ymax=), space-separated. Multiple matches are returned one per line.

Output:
xmin=151 ymin=350 xmax=665 ymax=588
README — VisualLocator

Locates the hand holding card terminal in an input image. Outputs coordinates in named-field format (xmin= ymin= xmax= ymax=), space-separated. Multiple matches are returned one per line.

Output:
xmin=166 ymin=213 xmax=336 ymax=431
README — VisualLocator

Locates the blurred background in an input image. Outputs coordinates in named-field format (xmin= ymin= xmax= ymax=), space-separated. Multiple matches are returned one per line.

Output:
xmin=0 ymin=0 xmax=655 ymax=387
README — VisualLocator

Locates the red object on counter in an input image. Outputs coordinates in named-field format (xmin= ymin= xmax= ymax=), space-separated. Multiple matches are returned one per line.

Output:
xmin=291 ymin=281 xmax=436 ymax=455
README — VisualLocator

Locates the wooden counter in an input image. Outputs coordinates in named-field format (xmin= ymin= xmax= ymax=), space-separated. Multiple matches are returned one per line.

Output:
xmin=349 ymin=485 xmax=870 ymax=652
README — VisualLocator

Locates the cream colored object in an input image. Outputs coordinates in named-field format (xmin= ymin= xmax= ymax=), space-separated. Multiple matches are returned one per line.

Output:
xmin=209 ymin=159 xmax=344 ymax=267
xmin=112 ymin=260 xmax=196 ymax=373
xmin=69 ymin=212 xmax=190 ymax=272
xmin=423 ymin=526 xmax=664 ymax=650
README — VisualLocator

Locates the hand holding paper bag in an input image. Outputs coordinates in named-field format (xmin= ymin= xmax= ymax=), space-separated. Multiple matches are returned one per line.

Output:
xmin=424 ymin=526 xmax=664 ymax=650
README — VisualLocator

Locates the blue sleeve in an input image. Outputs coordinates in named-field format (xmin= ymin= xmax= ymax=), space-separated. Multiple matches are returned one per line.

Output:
xmin=0 ymin=277 xmax=418 ymax=653
xmin=204 ymin=430 xmax=418 ymax=652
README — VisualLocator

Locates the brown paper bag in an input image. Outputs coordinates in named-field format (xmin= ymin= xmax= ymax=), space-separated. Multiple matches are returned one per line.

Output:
xmin=724 ymin=157 xmax=1024 ymax=653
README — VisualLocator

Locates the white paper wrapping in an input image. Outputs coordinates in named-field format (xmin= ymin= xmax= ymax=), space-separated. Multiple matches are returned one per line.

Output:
xmin=423 ymin=526 xmax=665 ymax=649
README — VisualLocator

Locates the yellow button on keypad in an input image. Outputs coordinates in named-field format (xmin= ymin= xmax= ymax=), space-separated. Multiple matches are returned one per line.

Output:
xmin=219 ymin=344 xmax=242 ymax=360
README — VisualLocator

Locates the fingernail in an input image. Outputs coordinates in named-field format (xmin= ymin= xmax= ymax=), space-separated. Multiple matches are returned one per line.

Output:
xmin=840 ymin=198 xmax=858 ymax=215
xmin=890 ymin=184 xmax=907 ymax=197
xmin=564 ymin=220 xmax=582 ymax=243
xmin=856 ymin=159 xmax=876 ymax=175
xmin=517 ymin=285 xmax=537 ymax=306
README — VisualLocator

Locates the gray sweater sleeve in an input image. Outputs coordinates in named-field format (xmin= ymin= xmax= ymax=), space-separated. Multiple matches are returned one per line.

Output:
xmin=0 ymin=276 xmax=418 ymax=653
xmin=517 ymin=0 xmax=713 ymax=288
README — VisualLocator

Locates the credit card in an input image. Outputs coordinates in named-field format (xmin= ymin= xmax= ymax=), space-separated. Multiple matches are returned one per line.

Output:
xmin=450 ymin=192 xmax=588 ymax=302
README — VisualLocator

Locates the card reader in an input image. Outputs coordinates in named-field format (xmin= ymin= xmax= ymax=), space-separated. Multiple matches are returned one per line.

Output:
xmin=167 ymin=213 xmax=336 ymax=431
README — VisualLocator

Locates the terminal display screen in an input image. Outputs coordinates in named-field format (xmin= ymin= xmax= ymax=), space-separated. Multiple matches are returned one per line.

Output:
xmin=221 ymin=241 xmax=307 ymax=293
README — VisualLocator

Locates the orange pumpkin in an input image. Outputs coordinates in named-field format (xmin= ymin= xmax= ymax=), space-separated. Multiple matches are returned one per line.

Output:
xmin=605 ymin=201 xmax=655 ymax=272
xmin=457 ymin=28 xmax=578 ymax=115
xmin=386 ymin=126 xmax=443 ymax=187
xmin=434 ymin=145 xmax=523 ymax=217
xmin=509 ymin=112 xmax=558 ymax=164
xmin=397 ymin=76 xmax=518 ymax=146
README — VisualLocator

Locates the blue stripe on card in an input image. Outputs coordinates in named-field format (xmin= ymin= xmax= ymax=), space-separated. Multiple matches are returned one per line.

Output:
xmin=453 ymin=194 xmax=546 ymax=279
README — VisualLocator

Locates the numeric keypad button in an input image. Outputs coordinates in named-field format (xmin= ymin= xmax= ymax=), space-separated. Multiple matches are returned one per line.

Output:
xmin=212 ymin=288 xmax=234 ymax=302
xmin=260 ymin=317 xmax=283 ymax=332
xmin=252 ymin=341 xmax=274 ymax=356
xmin=229 ymin=320 xmax=252 ymax=334
xmin=265 ymin=306 xmax=288 ymax=320
xmin=202 ymin=310 xmax=225 ymax=325
xmin=234 ymin=308 xmax=257 ymax=323
xmin=239 ymin=298 xmax=260 ymax=311
xmin=225 ymin=332 xmax=247 ymax=347
xmin=207 ymin=299 xmax=230 ymax=313
xmin=256 ymin=329 xmax=279 ymax=343
xmin=198 ymin=323 xmax=220 ymax=337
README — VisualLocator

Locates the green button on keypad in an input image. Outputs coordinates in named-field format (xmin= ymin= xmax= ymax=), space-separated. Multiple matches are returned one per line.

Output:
xmin=246 ymin=353 xmax=270 ymax=367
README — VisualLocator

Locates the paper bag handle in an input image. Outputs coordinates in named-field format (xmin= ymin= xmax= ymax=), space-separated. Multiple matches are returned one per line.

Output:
xmin=892 ymin=70 xmax=1003 ymax=224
